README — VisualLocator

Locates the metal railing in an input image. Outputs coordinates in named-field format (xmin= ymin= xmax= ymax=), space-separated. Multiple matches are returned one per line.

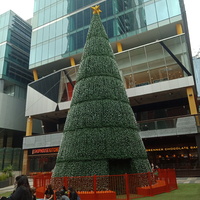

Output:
xmin=31 ymin=169 xmax=177 ymax=200
xmin=138 ymin=114 xmax=200 ymax=132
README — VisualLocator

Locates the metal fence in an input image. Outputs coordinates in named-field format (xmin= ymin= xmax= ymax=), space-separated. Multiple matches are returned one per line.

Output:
xmin=31 ymin=168 xmax=177 ymax=200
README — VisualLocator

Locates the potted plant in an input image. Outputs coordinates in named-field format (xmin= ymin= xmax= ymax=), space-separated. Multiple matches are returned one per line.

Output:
xmin=0 ymin=165 xmax=14 ymax=188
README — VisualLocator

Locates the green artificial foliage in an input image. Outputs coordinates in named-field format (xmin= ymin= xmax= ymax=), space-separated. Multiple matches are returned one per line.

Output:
xmin=53 ymin=11 xmax=150 ymax=177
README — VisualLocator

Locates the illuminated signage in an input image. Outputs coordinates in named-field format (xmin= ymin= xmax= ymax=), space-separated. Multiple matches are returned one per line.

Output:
xmin=32 ymin=147 xmax=59 ymax=154
xmin=146 ymin=146 xmax=197 ymax=152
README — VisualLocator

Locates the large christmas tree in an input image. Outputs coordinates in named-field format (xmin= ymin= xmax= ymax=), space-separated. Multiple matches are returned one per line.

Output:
xmin=53 ymin=6 xmax=150 ymax=177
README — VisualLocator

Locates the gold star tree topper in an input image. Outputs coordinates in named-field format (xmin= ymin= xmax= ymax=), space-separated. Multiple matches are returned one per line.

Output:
xmin=91 ymin=5 xmax=102 ymax=14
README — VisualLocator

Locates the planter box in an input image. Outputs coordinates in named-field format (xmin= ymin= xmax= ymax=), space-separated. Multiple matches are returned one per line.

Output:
xmin=0 ymin=177 xmax=14 ymax=188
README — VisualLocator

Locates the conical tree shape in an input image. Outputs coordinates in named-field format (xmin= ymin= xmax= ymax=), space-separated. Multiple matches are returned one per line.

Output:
xmin=53 ymin=7 xmax=150 ymax=177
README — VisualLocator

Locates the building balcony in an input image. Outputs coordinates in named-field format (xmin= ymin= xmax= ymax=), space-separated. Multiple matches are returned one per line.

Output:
xmin=139 ymin=114 xmax=200 ymax=138
xmin=23 ymin=114 xmax=200 ymax=150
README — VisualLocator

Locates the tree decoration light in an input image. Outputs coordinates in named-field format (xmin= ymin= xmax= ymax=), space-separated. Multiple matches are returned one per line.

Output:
xmin=53 ymin=6 xmax=150 ymax=178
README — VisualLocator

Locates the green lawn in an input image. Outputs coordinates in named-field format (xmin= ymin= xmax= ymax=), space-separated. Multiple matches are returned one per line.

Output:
xmin=138 ymin=184 xmax=200 ymax=200
xmin=0 ymin=191 xmax=12 ymax=197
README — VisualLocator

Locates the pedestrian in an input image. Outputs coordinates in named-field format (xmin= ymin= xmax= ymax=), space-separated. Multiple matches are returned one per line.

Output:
xmin=151 ymin=163 xmax=154 ymax=171
xmin=0 ymin=175 xmax=32 ymax=200
xmin=44 ymin=184 xmax=54 ymax=200
xmin=60 ymin=186 xmax=67 ymax=195
xmin=55 ymin=190 xmax=61 ymax=200
xmin=68 ymin=187 xmax=80 ymax=200
xmin=11 ymin=175 xmax=24 ymax=196
xmin=60 ymin=190 xmax=70 ymax=200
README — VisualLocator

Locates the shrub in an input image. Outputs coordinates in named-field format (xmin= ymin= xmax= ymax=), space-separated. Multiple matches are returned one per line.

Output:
xmin=2 ymin=165 xmax=13 ymax=177
xmin=0 ymin=173 xmax=9 ymax=181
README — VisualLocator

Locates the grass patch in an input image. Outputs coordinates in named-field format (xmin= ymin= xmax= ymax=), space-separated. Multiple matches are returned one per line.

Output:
xmin=138 ymin=184 xmax=200 ymax=200
xmin=0 ymin=191 xmax=12 ymax=197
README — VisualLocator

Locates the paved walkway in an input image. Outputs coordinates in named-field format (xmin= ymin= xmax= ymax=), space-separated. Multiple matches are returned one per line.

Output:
xmin=177 ymin=177 xmax=200 ymax=184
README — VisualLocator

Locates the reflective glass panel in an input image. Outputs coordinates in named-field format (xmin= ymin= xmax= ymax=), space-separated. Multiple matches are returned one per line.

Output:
xmin=50 ymin=5 xmax=57 ymax=21
xmin=116 ymin=51 xmax=131 ymax=69
xmin=55 ymin=37 xmax=63 ymax=56
xmin=35 ymin=44 xmax=42 ymax=63
xmin=29 ymin=47 xmax=36 ymax=65
xmin=83 ymin=9 xmax=92 ymax=27
xmin=49 ymin=23 xmax=56 ymax=39
xmin=134 ymin=64 xmax=150 ymax=87
xmin=145 ymin=3 xmax=157 ymax=25
xmin=56 ymin=20 xmax=63 ymax=37
xmin=105 ymin=19 xmax=114 ymax=38
xmin=156 ymin=0 xmax=169 ymax=21
xmin=76 ymin=12 xmax=84 ymax=29
xmin=38 ymin=10 xmax=44 ymax=26
xmin=167 ymin=0 xmax=181 ymax=17
xmin=42 ymin=42 xmax=49 ymax=60
xmin=44 ymin=7 xmax=50 ymax=24
xmin=106 ymin=0 xmax=113 ymax=17
xmin=76 ymin=30 xmax=84 ymax=50
xmin=145 ymin=43 xmax=167 ymax=83
xmin=43 ymin=26 xmax=50 ymax=42
xmin=57 ymin=1 xmax=63 ymax=18
xmin=36 ymin=28 xmax=43 ymax=44
xmin=49 ymin=40 xmax=55 ymax=58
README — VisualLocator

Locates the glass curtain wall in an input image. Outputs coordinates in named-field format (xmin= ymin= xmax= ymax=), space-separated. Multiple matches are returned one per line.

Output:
xmin=0 ymin=11 xmax=32 ymax=98
xmin=30 ymin=0 xmax=181 ymax=69
xmin=118 ymin=35 xmax=190 ymax=89
xmin=35 ymin=34 xmax=190 ymax=104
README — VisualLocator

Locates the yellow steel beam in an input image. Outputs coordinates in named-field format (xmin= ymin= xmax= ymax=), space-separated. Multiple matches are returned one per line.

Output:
xmin=176 ymin=24 xmax=183 ymax=35
xmin=117 ymin=42 xmax=123 ymax=52
xmin=70 ymin=57 xmax=76 ymax=66
xmin=32 ymin=69 xmax=38 ymax=81
xmin=187 ymin=87 xmax=198 ymax=115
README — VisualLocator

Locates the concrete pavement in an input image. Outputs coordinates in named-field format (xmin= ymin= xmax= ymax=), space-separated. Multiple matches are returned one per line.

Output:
xmin=177 ymin=177 xmax=200 ymax=184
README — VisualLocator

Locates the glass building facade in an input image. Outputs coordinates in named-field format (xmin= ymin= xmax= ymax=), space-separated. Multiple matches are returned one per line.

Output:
xmin=24 ymin=0 xmax=200 ymax=174
xmin=0 ymin=10 xmax=33 ymax=98
xmin=30 ymin=0 xmax=181 ymax=69
xmin=0 ymin=10 xmax=34 ymax=170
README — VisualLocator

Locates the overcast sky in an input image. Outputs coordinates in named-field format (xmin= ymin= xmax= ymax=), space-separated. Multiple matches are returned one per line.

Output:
xmin=0 ymin=0 xmax=199 ymax=56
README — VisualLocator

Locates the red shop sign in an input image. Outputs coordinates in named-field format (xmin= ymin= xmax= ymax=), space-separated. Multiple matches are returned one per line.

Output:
xmin=32 ymin=147 xmax=59 ymax=155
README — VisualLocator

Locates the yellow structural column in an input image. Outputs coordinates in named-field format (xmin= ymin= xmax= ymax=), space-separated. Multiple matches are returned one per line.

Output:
xmin=22 ymin=116 xmax=33 ymax=174
xmin=22 ymin=150 xmax=29 ymax=175
xmin=25 ymin=69 xmax=38 ymax=137
xmin=186 ymin=87 xmax=198 ymax=115
xmin=26 ymin=116 xmax=33 ymax=136
xmin=33 ymin=69 xmax=39 ymax=81
xmin=117 ymin=42 xmax=123 ymax=52
xmin=22 ymin=69 xmax=38 ymax=175
xmin=176 ymin=23 xmax=183 ymax=35
xmin=70 ymin=57 xmax=76 ymax=66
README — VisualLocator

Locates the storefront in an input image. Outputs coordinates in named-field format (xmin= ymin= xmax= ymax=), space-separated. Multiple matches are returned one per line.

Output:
xmin=144 ymin=135 xmax=199 ymax=171
xmin=146 ymin=145 xmax=198 ymax=169
xmin=28 ymin=135 xmax=199 ymax=175
xmin=29 ymin=147 xmax=59 ymax=172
